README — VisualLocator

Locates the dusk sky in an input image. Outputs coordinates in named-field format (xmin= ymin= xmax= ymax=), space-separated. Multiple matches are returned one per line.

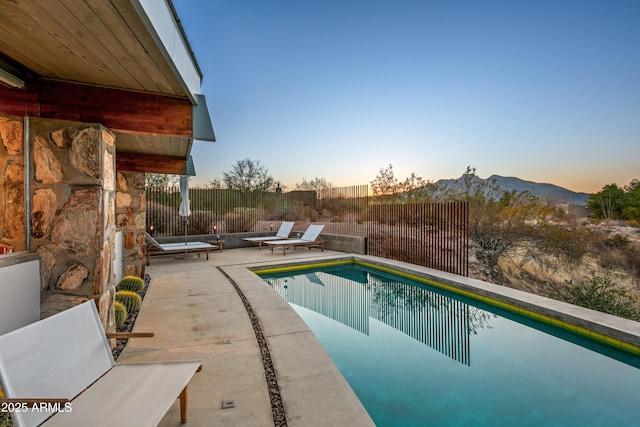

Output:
xmin=174 ymin=0 xmax=640 ymax=194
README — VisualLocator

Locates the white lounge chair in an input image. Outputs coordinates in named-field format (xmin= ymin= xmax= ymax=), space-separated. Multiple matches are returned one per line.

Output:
xmin=265 ymin=224 xmax=326 ymax=255
xmin=145 ymin=233 xmax=217 ymax=265
xmin=242 ymin=221 xmax=295 ymax=249
xmin=0 ymin=301 xmax=202 ymax=427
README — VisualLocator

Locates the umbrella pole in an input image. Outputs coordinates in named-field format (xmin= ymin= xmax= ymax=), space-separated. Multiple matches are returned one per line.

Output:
xmin=175 ymin=217 xmax=197 ymax=259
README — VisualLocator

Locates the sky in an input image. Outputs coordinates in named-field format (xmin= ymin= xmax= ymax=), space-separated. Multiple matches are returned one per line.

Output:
xmin=173 ymin=0 xmax=640 ymax=194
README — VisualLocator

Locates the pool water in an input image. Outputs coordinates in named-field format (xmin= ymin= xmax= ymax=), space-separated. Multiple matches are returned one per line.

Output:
xmin=260 ymin=264 xmax=640 ymax=427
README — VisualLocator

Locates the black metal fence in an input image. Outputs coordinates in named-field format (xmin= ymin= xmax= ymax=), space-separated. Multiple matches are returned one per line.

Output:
xmin=366 ymin=201 xmax=468 ymax=276
xmin=146 ymin=184 xmax=369 ymax=237
xmin=146 ymin=185 xmax=468 ymax=276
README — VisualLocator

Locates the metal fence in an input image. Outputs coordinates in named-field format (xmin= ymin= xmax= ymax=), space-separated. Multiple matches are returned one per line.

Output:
xmin=146 ymin=185 xmax=468 ymax=276
xmin=366 ymin=201 xmax=468 ymax=276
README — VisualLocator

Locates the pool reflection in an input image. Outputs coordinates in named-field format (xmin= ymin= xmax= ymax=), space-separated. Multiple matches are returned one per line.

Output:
xmin=264 ymin=267 xmax=495 ymax=366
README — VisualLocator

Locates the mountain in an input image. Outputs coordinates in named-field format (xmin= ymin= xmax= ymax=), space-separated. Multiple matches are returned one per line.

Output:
xmin=434 ymin=174 xmax=590 ymax=205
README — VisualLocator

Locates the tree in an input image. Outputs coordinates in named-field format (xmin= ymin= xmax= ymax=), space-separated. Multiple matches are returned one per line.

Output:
xmin=443 ymin=166 xmax=501 ymax=204
xmin=587 ymin=184 xmax=624 ymax=219
xmin=296 ymin=177 xmax=332 ymax=192
xmin=222 ymin=159 xmax=276 ymax=192
xmin=587 ymin=179 xmax=640 ymax=221
xmin=621 ymin=179 xmax=640 ymax=221
xmin=207 ymin=177 xmax=224 ymax=189
xmin=370 ymin=164 xmax=435 ymax=203
xmin=439 ymin=167 xmax=563 ymax=284
xmin=145 ymin=173 xmax=179 ymax=190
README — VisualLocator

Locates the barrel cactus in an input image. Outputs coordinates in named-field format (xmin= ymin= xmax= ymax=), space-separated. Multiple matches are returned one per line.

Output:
xmin=114 ymin=301 xmax=128 ymax=329
xmin=115 ymin=291 xmax=142 ymax=314
xmin=117 ymin=275 xmax=145 ymax=293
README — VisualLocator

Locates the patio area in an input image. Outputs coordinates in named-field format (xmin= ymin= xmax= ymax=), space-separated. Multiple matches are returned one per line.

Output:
xmin=117 ymin=247 xmax=375 ymax=427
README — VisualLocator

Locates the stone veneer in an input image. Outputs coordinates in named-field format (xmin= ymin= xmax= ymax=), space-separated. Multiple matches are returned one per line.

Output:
xmin=1 ymin=115 xmax=148 ymax=333
xmin=116 ymin=171 xmax=147 ymax=278
xmin=28 ymin=117 xmax=118 ymax=329
xmin=0 ymin=116 xmax=26 ymax=252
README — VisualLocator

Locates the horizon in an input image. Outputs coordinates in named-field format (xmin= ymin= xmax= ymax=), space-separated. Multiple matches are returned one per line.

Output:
xmin=174 ymin=0 xmax=640 ymax=194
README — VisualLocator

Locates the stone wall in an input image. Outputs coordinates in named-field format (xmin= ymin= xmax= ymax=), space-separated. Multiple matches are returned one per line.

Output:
xmin=0 ymin=116 xmax=26 ymax=252
xmin=28 ymin=118 xmax=117 ymax=329
xmin=116 ymin=171 xmax=146 ymax=278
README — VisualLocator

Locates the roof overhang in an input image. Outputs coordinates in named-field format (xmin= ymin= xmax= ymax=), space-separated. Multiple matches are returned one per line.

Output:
xmin=0 ymin=0 xmax=214 ymax=175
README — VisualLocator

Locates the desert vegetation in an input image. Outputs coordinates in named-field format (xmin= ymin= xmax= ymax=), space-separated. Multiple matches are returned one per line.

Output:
xmin=146 ymin=162 xmax=640 ymax=321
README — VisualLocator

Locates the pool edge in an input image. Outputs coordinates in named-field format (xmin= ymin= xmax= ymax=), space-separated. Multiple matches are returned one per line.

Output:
xmin=252 ymin=255 xmax=640 ymax=357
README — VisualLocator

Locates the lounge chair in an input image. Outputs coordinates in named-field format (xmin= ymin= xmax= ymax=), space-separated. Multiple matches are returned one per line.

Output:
xmin=242 ymin=221 xmax=295 ymax=249
xmin=0 ymin=301 xmax=202 ymax=426
xmin=265 ymin=224 xmax=326 ymax=255
xmin=145 ymin=232 xmax=218 ymax=265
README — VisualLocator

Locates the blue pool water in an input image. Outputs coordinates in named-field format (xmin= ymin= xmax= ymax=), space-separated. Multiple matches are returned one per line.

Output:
xmin=260 ymin=264 xmax=640 ymax=427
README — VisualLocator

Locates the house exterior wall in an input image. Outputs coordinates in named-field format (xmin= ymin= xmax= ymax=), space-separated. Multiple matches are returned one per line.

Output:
xmin=27 ymin=118 xmax=117 ymax=330
xmin=0 ymin=116 xmax=26 ymax=253
xmin=0 ymin=114 xmax=148 ymax=333
xmin=116 ymin=171 xmax=147 ymax=278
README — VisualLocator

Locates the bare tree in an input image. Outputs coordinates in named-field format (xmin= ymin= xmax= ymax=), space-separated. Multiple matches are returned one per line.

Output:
xmin=295 ymin=177 xmax=332 ymax=192
xmin=222 ymin=159 xmax=276 ymax=192
xmin=207 ymin=177 xmax=224 ymax=189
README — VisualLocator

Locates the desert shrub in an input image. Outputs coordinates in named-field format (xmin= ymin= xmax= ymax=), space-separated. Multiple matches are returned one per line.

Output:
xmin=368 ymin=205 xmax=399 ymax=225
xmin=551 ymin=274 xmax=640 ymax=321
xmin=146 ymin=200 xmax=177 ymax=236
xmin=598 ymin=249 xmax=628 ymax=271
xmin=599 ymin=246 xmax=640 ymax=278
xmin=534 ymin=222 xmax=592 ymax=262
xmin=625 ymin=219 xmax=640 ymax=228
xmin=188 ymin=210 xmax=215 ymax=234
xmin=223 ymin=208 xmax=258 ymax=233
xmin=279 ymin=200 xmax=308 ymax=221
xmin=604 ymin=233 xmax=631 ymax=249
xmin=304 ymin=206 xmax=321 ymax=222
xmin=263 ymin=206 xmax=289 ymax=221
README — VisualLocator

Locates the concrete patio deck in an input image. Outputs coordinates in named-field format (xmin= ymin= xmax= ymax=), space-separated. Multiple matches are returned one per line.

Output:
xmin=116 ymin=244 xmax=640 ymax=426
xmin=117 ymin=247 xmax=375 ymax=427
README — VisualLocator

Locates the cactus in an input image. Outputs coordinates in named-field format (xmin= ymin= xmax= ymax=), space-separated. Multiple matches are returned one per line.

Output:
xmin=117 ymin=275 xmax=145 ymax=293
xmin=114 ymin=301 xmax=128 ymax=329
xmin=115 ymin=290 xmax=142 ymax=314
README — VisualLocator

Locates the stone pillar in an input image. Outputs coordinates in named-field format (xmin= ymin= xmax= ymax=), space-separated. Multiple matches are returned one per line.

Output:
xmin=29 ymin=118 xmax=117 ymax=330
xmin=116 ymin=171 xmax=146 ymax=278
xmin=0 ymin=116 xmax=26 ymax=252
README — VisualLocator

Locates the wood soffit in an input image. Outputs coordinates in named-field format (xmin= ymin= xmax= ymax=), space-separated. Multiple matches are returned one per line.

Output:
xmin=0 ymin=0 xmax=206 ymax=174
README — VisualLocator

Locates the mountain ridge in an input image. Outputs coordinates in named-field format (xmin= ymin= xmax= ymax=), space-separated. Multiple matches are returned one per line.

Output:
xmin=435 ymin=174 xmax=590 ymax=205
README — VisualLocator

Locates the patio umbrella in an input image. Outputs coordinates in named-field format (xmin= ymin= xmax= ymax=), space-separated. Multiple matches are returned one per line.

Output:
xmin=178 ymin=175 xmax=191 ymax=245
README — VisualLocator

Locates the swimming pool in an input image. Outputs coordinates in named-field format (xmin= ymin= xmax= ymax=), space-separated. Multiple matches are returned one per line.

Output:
xmin=259 ymin=262 xmax=640 ymax=426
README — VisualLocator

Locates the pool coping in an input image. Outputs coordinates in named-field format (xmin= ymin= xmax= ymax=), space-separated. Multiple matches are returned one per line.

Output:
xmin=249 ymin=254 xmax=640 ymax=357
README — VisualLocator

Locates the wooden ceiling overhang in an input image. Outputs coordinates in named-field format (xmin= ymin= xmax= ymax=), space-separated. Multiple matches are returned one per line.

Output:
xmin=0 ymin=0 xmax=215 ymax=176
